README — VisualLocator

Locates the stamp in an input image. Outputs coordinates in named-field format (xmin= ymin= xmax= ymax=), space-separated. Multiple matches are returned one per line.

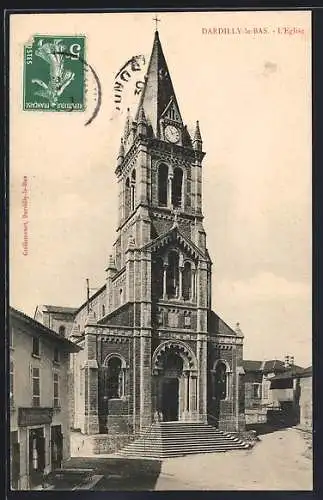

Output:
xmin=23 ymin=35 xmax=86 ymax=111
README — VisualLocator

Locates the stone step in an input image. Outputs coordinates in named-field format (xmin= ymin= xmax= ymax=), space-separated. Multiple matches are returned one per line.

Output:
xmin=123 ymin=441 xmax=246 ymax=450
xmin=116 ymin=422 xmax=250 ymax=458
xmin=117 ymin=445 xmax=249 ymax=458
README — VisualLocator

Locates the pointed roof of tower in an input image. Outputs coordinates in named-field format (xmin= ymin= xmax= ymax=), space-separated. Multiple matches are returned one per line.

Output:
xmin=123 ymin=108 xmax=131 ymax=139
xmin=137 ymin=104 xmax=147 ymax=125
xmin=193 ymin=120 xmax=202 ymax=142
xmin=135 ymin=30 xmax=183 ymax=135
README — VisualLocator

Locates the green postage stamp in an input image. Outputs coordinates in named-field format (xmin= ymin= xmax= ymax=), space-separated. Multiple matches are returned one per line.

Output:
xmin=23 ymin=35 xmax=86 ymax=111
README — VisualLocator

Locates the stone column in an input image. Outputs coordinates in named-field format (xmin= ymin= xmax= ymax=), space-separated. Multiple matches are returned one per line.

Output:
xmin=163 ymin=265 xmax=168 ymax=299
xmin=191 ymin=268 xmax=196 ymax=301
xmin=179 ymin=266 xmax=184 ymax=300
xmin=83 ymin=312 xmax=100 ymax=435
xmin=125 ymin=236 xmax=135 ymax=305
xmin=151 ymin=371 xmax=160 ymax=417
xmin=168 ymin=174 xmax=173 ymax=208
xmin=190 ymin=375 xmax=198 ymax=418
xmin=83 ymin=359 xmax=99 ymax=434
xmin=186 ymin=373 xmax=190 ymax=412
xmin=138 ymin=145 xmax=148 ymax=205
xmin=139 ymin=334 xmax=152 ymax=432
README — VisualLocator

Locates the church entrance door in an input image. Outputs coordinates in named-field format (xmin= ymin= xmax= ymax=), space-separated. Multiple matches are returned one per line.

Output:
xmin=162 ymin=378 xmax=179 ymax=421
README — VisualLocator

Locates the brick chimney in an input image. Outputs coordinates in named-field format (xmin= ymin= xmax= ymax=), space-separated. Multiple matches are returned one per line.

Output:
xmin=284 ymin=355 xmax=290 ymax=367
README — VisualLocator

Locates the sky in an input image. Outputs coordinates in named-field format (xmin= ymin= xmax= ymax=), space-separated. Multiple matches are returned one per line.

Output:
xmin=9 ymin=11 xmax=312 ymax=366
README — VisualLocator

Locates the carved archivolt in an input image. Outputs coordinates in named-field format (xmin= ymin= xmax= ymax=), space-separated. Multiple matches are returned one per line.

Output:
xmin=152 ymin=340 xmax=198 ymax=374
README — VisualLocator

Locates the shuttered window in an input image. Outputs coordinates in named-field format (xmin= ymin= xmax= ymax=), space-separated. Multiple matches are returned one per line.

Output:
xmin=32 ymin=368 xmax=40 ymax=406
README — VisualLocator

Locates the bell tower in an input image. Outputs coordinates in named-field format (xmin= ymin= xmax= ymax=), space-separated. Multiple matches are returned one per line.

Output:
xmin=109 ymin=27 xmax=212 ymax=429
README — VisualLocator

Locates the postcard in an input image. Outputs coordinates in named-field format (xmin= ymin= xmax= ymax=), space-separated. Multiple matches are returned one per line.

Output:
xmin=8 ymin=10 xmax=312 ymax=491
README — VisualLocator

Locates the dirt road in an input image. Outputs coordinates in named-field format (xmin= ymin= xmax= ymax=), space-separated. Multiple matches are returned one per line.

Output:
xmin=155 ymin=428 xmax=312 ymax=490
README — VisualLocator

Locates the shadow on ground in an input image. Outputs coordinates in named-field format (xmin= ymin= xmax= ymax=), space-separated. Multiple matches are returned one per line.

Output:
xmin=246 ymin=423 xmax=294 ymax=436
xmin=64 ymin=457 xmax=162 ymax=491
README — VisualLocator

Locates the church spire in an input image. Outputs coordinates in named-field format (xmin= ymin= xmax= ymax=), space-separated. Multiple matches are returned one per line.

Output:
xmin=193 ymin=120 xmax=203 ymax=151
xmin=137 ymin=105 xmax=148 ymax=136
xmin=135 ymin=29 xmax=183 ymax=136
xmin=117 ymin=138 xmax=124 ymax=167
xmin=123 ymin=107 xmax=131 ymax=139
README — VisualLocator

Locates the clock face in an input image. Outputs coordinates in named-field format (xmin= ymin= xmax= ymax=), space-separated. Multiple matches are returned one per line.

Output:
xmin=165 ymin=125 xmax=180 ymax=143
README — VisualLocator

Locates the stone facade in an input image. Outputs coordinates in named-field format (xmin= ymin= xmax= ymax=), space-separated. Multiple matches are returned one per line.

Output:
xmin=35 ymin=29 xmax=246 ymax=450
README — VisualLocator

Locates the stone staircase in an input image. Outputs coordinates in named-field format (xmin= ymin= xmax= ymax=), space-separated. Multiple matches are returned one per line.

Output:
xmin=116 ymin=422 xmax=251 ymax=459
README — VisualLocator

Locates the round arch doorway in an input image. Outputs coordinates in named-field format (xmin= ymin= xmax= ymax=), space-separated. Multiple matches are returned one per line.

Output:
xmin=152 ymin=341 xmax=199 ymax=422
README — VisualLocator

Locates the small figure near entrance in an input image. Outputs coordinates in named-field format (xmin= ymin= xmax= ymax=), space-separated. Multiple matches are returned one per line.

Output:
xmin=153 ymin=410 xmax=164 ymax=422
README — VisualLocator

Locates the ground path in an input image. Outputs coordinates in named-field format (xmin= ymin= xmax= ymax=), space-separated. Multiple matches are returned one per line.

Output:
xmin=155 ymin=428 xmax=312 ymax=490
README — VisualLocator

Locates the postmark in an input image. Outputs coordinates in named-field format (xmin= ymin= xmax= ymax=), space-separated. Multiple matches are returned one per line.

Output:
xmin=113 ymin=55 xmax=147 ymax=112
xmin=23 ymin=35 xmax=86 ymax=111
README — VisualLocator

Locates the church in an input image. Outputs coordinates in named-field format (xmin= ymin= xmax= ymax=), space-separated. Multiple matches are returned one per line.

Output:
xmin=35 ymin=28 xmax=246 ymax=453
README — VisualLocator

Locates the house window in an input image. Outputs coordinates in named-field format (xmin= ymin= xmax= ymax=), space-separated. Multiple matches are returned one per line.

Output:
xmin=158 ymin=164 xmax=168 ymax=206
xmin=58 ymin=325 xmax=66 ymax=336
xmin=172 ymin=167 xmax=183 ymax=208
xmin=32 ymin=367 xmax=40 ymax=407
xmin=252 ymin=383 xmax=262 ymax=399
xmin=10 ymin=360 xmax=14 ymax=404
xmin=53 ymin=373 xmax=60 ymax=408
xmin=106 ymin=357 xmax=125 ymax=399
xmin=53 ymin=348 xmax=60 ymax=363
xmin=32 ymin=337 xmax=40 ymax=357
xmin=213 ymin=361 xmax=228 ymax=400
xmin=166 ymin=251 xmax=179 ymax=298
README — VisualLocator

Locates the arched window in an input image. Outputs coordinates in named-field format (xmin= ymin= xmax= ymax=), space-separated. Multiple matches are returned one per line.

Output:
xmin=58 ymin=325 xmax=66 ymax=337
xmin=102 ymin=304 xmax=105 ymax=317
xmin=119 ymin=288 xmax=124 ymax=304
xmin=182 ymin=261 xmax=192 ymax=301
xmin=172 ymin=167 xmax=183 ymax=208
xmin=130 ymin=169 xmax=136 ymax=211
xmin=166 ymin=251 xmax=179 ymax=298
xmin=158 ymin=164 xmax=168 ymax=207
xmin=125 ymin=177 xmax=130 ymax=217
xmin=105 ymin=357 xmax=124 ymax=399
xmin=152 ymin=257 xmax=164 ymax=300
xmin=213 ymin=361 xmax=229 ymax=400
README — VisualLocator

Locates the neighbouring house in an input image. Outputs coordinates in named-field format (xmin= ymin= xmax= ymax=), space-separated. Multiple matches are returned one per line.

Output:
xmin=9 ymin=307 xmax=81 ymax=490
xmin=269 ymin=364 xmax=312 ymax=429
xmin=242 ymin=357 xmax=303 ymax=425
xmin=298 ymin=366 xmax=312 ymax=431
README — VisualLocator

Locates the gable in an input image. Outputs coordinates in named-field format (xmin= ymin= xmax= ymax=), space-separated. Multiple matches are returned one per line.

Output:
xmin=208 ymin=310 xmax=237 ymax=337
xmin=161 ymin=97 xmax=183 ymax=125
xmin=145 ymin=227 xmax=207 ymax=261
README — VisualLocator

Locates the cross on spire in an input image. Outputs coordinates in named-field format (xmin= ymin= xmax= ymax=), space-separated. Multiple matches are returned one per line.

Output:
xmin=153 ymin=14 xmax=161 ymax=31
